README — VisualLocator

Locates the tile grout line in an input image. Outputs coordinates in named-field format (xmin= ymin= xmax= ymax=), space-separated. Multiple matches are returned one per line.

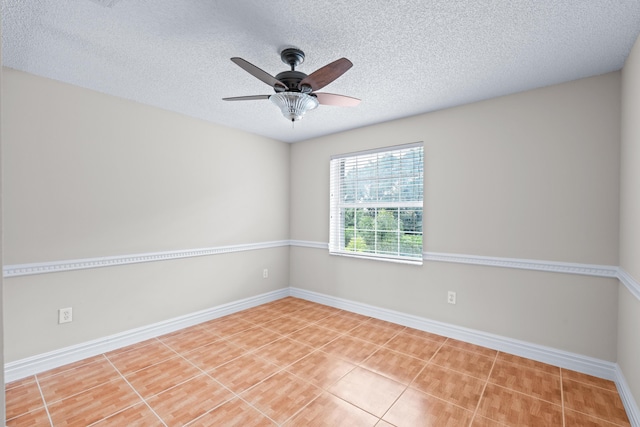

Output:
xmin=240 ymin=308 xmax=371 ymax=425
xmin=163 ymin=334 xmax=282 ymax=426
xmin=34 ymin=375 xmax=55 ymax=427
xmin=468 ymin=350 xmax=498 ymax=426
xmin=101 ymin=354 xmax=168 ymax=427
xmin=377 ymin=337 xmax=449 ymax=423
xmin=35 ymin=371 xmax=126 ymax=407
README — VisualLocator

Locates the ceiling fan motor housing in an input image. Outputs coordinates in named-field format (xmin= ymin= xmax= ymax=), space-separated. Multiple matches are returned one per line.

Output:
xmin=274 ymin=70 xmax=310 ymax=92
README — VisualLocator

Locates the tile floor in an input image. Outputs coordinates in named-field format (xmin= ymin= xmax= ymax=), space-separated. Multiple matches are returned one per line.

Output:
xmin=6 ymin=297 xmax=631 ymax=426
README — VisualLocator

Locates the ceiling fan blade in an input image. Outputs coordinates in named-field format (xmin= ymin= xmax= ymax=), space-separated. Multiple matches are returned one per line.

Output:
xmin=222 ymin=95 xmax=271 ymax=101
xmin=299 ymin=58 xmax=353 ymax=91
xmin=314 ymin=93 xmax=361 ymax=107
xmin=231 ymin=57 xmax=286 ymax=90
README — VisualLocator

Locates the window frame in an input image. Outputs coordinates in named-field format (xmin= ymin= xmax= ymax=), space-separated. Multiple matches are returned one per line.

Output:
xmin=329 ymin=142 xmax=424 ymax=264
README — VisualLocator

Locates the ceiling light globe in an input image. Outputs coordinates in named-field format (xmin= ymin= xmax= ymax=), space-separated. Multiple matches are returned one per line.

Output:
xmin=270 ymin=92 xmax=319 ymax=122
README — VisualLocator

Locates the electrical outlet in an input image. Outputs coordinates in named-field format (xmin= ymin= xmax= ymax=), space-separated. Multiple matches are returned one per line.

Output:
xmin=447 ymin=291 xmax=457 ymax=305
xmin=59 ymin=307 xmax=73 ymax=324
xmin=263 ymin=268 xmax=268 ymax=279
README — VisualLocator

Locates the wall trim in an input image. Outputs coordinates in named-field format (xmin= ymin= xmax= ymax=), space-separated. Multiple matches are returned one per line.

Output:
xmin=3 ymin=239 xmax=620 ymax=280
xmin=292 ymin=239 xmax=621 ymax=278
xmin=3 ymin=288 xmax=289 ymax=382
xmin=423 ymin=251 xmax=618 ymax=278
xmin=618 ymin=268 xmax=640 ymax=300
xmin=290 ymin=287 xmax=639 ymax=425
xmin=2 ymin=240 xmax=290 ymax=278
xmin=289 ymin=240 xmax=328 ymax=250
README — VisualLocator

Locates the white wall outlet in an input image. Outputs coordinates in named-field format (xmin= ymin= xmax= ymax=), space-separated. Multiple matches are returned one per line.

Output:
xmin=447 ymin=291 xmax=457 ymax=305
xmin=59 ymin=307 xmax=73 ymax=324
xmin=263 ymin=268 xmax=268 ymax=279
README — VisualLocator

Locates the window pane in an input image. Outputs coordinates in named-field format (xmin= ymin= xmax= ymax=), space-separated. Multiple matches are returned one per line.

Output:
xmin=330 ymin=143 xmax=424 ymax=262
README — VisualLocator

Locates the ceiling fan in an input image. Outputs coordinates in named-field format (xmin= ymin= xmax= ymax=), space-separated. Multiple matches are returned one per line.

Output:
xmin=223 ymin=48 xmax=361 ymax=123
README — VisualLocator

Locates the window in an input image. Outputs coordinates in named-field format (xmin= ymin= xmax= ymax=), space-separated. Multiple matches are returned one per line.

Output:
xmin=329 ymin=142 xmax=424 ymax=263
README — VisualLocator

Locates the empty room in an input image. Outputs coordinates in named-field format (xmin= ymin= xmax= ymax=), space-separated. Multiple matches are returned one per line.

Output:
xmin=1 ymin=1 xmax=640 ymax=426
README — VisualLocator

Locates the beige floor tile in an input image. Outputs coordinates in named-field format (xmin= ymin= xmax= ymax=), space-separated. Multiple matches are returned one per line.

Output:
xmin=47 ymin=378 xmax=141 ymax=427
xmin=36 ymin=355 xmax=106 ymax=380
xmin=124 ymin=356 xmax=201 ymax=399
xmin=263 ymin=315 xmax=311 ymax=335
xmin=383 ymin=387 xmax=474 ymax=427
xmin=287 ymin=350 xmax=355 ymax=389
xmin=347 ymin=323 xmax=401 ymax=345
xmin=489 ymin=359 xmax=561 ymax=404
xmin=562 ymin=378 xmax=630 ymax=426
xmin=360 ymin=317 xmax=406 ymax=332
xmin=562 ymin=368 xmax=619 ymax=392
xmin=5 ymin=376 xmax=37 ymax=391
xmin=362 ymin=346 xmax=425 ymax=385
xmin=328 ymin=367 xmax=405 ymax=417
xmin=199 ymin=316 xmax=254 ymax=337
xmin=293 ymin=307 xmax=337 ymax=323
xmin=157 ymin=326 xmax=219 ymax=354
xmin=443 ymin=338 xmax=498 ymax=358
xmin=5 ymin=378 xmax=45 ymax=420
xmin=412 ymin=363 xmax=484 ymax=411
xmin=315 ymin=313 xmax=369 ymax=333
xmin=92 ymin=403 xmax=164 ymax=426
xmin=251 ymin=337 xmax=315 ymax=367
xmin=106 ymin=340 xmax=176 ymax=375
xmin=470 ymin=415 xmax=510 ymax=426
xmin=239 ymin=306 xmax=287 ymax=324
xmin=241 ymin=371 xmax=321 ymax=424
xmin=384 ymin=331 xmax=442 ymax=361
xmin=430 ymin=345 xmax=495 ymax=380
xmin=209 ymin=353 xmax=280 ymax=393
xmin=495 ymin=352 xmax=560 ymax=375
xmin=563 ymin=408 xmax=626 ymax=426
xmin=147 ymin=374 xmax=234 ymax=426
xmin=476 ymin=383 xmax=563 ymax=426
xmin=186 ymin=398 xmax=276 ymax=426
xmin=402 ymin=327 xmax=447 ymax=343
xmin=321 ymin=335 xmax=379 ymax=364
xmin=181 ymin=339 xmax=245 ymax=372
xmin=285 ymin=392 xmax=379 ymax=426
xmin=287 ymin=324 xmax=342 ymax=348
xmin=38 ymin=357 xmax=119 ymax=403
xmin=225 ymin=326 xmax=282 ymax=351
xmin=6 ymin=407 xmax=52 ymax=427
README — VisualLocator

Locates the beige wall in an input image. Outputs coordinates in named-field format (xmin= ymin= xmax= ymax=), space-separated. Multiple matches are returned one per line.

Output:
xmin=1 ymin=17 xmax=6 ymax=423
xmin=619 ymin=33 xmax=640 ymax=408
xmin=2 ymin=69 xmax=290 ymax=361
xmin=290 ymin=73 xmax=621 ymax=360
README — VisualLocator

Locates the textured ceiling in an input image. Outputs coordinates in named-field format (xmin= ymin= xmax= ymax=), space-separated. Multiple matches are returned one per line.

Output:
xmin=3 ymin=1 xmax=640 ymax=143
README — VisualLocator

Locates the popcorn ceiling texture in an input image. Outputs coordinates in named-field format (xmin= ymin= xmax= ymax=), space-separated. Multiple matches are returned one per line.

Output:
xmin=2 ymin=0 xmax=640 ymax=143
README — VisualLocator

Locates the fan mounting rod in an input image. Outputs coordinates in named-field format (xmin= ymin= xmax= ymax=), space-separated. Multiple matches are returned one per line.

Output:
xmin=281 ymin=48 xmax=305 ymax=71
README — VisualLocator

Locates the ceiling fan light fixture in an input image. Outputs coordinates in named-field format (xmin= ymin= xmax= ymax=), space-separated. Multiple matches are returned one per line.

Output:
xmin=270 ymin=92 xmax=319 ymax=122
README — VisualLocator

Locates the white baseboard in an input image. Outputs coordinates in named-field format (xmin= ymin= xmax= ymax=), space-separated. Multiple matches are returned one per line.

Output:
xmin=615 ymin=364 xmax=640 ymax=427
xmin=290 ymin=287 xmax=640 ymax=426
xmin=288 ymin=287 xmax=616 ymax=378
xmin=4 ymin=288 xmax=289 ymax=382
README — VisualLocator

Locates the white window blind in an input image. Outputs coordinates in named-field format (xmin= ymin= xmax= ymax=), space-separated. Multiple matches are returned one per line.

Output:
xmin=329 ymin=142 xmax=424 ymax=263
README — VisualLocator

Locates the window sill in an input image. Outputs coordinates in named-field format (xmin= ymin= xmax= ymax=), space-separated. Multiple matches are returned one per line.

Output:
xmin=329 ymin=251 xmax=423 ymax=266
